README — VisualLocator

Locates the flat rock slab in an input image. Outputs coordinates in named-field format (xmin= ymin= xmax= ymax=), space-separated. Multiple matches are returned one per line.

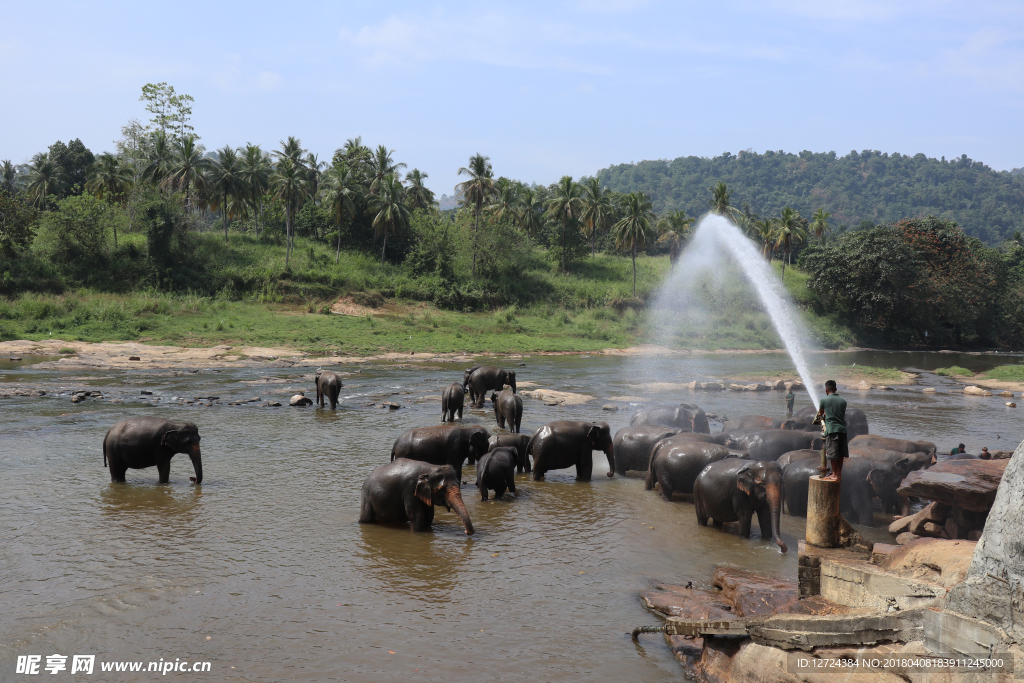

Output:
xmin=898 ymin=459 xmax=1008 ymax=511
xmin=519 ymin=389 xmax=593 ymax=405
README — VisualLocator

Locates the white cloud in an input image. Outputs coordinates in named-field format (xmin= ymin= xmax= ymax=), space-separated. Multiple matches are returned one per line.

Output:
xmin=256 ymin=71 xmax=283 ymax=90
xmin=944 ymin=27 xmax=1024 ymax=91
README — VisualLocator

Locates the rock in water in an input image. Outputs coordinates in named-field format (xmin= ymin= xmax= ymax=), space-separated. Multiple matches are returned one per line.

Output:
xmin=602 ymin=404 xmax=619 ymax=411
xmin=290 ymin=394 xmax=313 ymax=406
xmin=897 ymin=459 xmax=1008 ymax=512
xmin=963 ymin=385 xmax=993 ymax=396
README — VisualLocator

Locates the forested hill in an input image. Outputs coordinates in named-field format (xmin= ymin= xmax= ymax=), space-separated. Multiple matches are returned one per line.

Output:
xmin=596 ymin=150 xmax=1024 ymax=244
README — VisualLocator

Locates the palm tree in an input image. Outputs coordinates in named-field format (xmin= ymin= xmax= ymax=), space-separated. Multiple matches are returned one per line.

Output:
xmin=337 ymin=136 xmax=371 ymax=172
xmin=208 ymin=146 xmax=246 ymax=243
xmin=85 ymin=153 xmax=131 ymax=247
xmin=656 ymin=209 xmax=693 ymax=264
xmin=239 ymin=143 xmax=271 ymax=235
xmin=321 ymin=162 xmax=361 ymax=263
xmin=368 ymin=145 xmax=406 ymax=194
xmin=24 ymin=153 xmax=64 ymax=209
xmin=488 ymin=178 xmax=520 ymax=224
xmin=580 ymin=177 xmax=613 ymax=257
xmin=613 ymin=192 xmax=656 ymax=296
xmin=774 ymin=206 xmax=807 ymax=280
xmin=456 ymin=153 xmax=497 ymax=277
xmin=517 ymin=187 xmax=543 ymax=236
xmin=162 ymin=135 xmax=210 ymax=209
xmin=754 ymin=216 xmax=778 ymax=259
xmin=708 ymin=182 xmax=740 ymax=221
xmin=404 ymin=169 xmax=434 ymax=210
xmin=810 ymin=208 xmax=832 ymax=245
xmin=304 ymin=153 xmax=325 ymax=204
xmin=2 ymin=160 xmax=18 ymax=194
xmin=367 ymin=173 xmax=411 ymax=266
xmin=545 ymin=176 xmax=585 ymax=273
xmin=270 ymin=158 xmax=308 ymax=268
xmin=141 ymin=131 xmax=175 ymax=187
xmin=275 ymin=137 xmax=306 ymax=166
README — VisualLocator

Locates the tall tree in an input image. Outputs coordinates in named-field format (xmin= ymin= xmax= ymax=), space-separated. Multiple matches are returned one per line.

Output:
xmin=85 ymin=153 xmax=131 ymax=247
xmin=367 ymin=174 xmax=411 ymax=266
xmin=517 ymin=187 xmax=543 ymax=236
xmin=404 ymin=169 xmax=435 ymax=210
xmin=24 ymin=153 xmax=64 ymax=209
xmin=335 ymin=136 xmax=371 ymax=172
xmin=708 ymin=181 xmax=740 ymax=221
xmin=810 ymin=207 xmax=832 ymax=245
xmin=270 ymin=158 xmax=308 ymax=267
xmin=656 ymin=209 xmax=693 ymax=264
xmin=47 ymin=139 xmax=95 ymax=196
xmin=141 ymin=131 xmax=177 ymax=187
xmin=754 ymin=216 xmax=778 ymax=258
xmin=545 ymin=175 xmax=584 ymax=273
xmin=321 ymin=162 xmax=361 ymax=263
xmin=580 ymin=177 xmax=614 ymax=257
xmin=613 ymin=192 xmax=656 ymax=296
xmin=368 ymin=145 xmax=406 ymax=194
xmin=139 ymin=82 xmax=196 ymax=140
xmin=774 ymin=206 xmax=807 ymax=280
xmin=208 ymin=146 xmax=246 ymax=243
xmin=456 ymin=153 xmax=497 ymax=277
xmin=162 ymin=135 xmax=210 ymax=210
xmin=2 ymin=160 xmax=18 ymax=194
xmin=239 ymin=143 xmax=271 ymax=235
xmin=488 ymin=178 xmax=520 ymax=225
xmin=275 ymin=137 xmax=307 ymax=167
xmin=304 ymin=153 xmax=325 ymax=204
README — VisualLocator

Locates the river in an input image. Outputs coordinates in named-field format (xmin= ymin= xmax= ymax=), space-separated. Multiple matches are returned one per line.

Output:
xmin=1 ymin=350 xmax=1020 ymax=682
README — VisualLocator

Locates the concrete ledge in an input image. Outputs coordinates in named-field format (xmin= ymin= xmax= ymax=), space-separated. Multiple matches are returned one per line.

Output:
xmin=923 ymin=608 xmax=1010 ymax=657
xmin=821 ymin=559 xmax=947 ymax=611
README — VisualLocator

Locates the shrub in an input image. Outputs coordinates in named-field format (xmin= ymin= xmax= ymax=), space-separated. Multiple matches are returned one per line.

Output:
xmin=935 ymin=366 xmax=973 ymax=377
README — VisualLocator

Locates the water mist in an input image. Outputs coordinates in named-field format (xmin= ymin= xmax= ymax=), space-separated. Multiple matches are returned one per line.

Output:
xmin=645 ymin=214 xmax=820 ymax=408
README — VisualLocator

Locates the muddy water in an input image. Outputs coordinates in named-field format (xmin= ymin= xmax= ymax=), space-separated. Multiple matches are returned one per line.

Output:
xmin=1 ymin=352 xmax=1020 ymax=682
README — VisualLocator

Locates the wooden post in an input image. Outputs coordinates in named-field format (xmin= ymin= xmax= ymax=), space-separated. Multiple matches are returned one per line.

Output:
xmin=806 ymin=475 xmax=843 ymax=547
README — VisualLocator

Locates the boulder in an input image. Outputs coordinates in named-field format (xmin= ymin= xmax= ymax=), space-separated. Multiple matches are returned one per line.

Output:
xmin=128 ymin=356 xmax=141 ymax=361
xmin=888 ymin=515 xmax=913 ymax=535
xmin=999 ymin=390 xmax=1015 ymax=397
xmin=879 ymin=538 xmax=976 ymax=588
xmin=1007 ymin=402 xmax=1017 ymax=408
xmin=908 ymin=502 xmax=948 ymax=536
xmin=772 ymin=379 xmax=787 ymax=390
xmin=695 ymin=381 xmax=725 ymax=391
xmin=875 ymin=385 xmax=893 ymax=391
xmin=786 ymin=381 xmax=804 ymax=391
xmin=895 ymin=531 xmax=920 ymax=545
xmin=898 ymin=459 xmax=1008 ymax=512
xmin=922 ymin=387 xmax=937 ymax=393
xmin=290 ymin=394 xmax=313 ymax=406
xmin=990 ymin=449 xmax=1014 ymax=459
xmin=963 ymin=385 xmax=992 ymax=396
xmin=601 ymin=404 xmax=618 ymax=411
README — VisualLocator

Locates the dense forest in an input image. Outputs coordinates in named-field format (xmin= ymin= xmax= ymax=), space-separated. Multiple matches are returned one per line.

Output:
xmin=2 ymin=83 xmax=1024 ymax=350
xmin=597 ymin=150 xmax=1024 ymax=244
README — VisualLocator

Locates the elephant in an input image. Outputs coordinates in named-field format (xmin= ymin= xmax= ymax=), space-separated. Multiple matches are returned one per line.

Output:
xmin=103 ymin=417 xmax=203 ymax=484
xmin=442 ymin=383 xmax=465 ymax=422
xmin=849 ymin=435 xmax=937 ymax=463
xmin=390 ymin=424 xmax=491 ymax=480
xmin=476 ymin=447 xmax=519 ymax=500
xmin=630 ymin=404 xmax=710 ymax=433
xmin=775 ymin=449 xmax=821 ymax=468
xmin=793 ymin=406 xmax=870 ymax=438
xmin=528 ymin=420 xmax=614 ymax=482
xmin=849 ymin=446 xmax=926 ymax=473
xmin=612 ymin=425 xmax=683 ymax=476
xmin=488 ymin=433 xmax=533 ymax=473
xmin=464 ymin=366 xmax=517 ymax=407
xmin=725 ymin=429 xmax=822 ymax=462
xmin=490 ymin=389 xmax=523 ymax=433
xmin=693 ymin=459 xmax=787 ymax=552
xmin=315 ymin=370 xmax=344 ymax=409
xmin=645 ymin=437 xmax=749 ymax=499
xmin=782 ymin=458 xmax=904 ymax=526
xmin=359 ymin=459 xmax=474 ymax=534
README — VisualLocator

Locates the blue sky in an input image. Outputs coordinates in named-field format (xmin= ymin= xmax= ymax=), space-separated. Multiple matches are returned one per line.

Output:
xmin=3 ymin=1 xmax=1023 ymax=195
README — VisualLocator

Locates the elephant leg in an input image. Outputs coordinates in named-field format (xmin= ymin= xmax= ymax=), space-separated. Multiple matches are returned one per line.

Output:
xmin=576 ymin=452 xmax=593 ymax=481
xmin=409 ymin=501 xmax=435 ymax=532
xmin=695 ymin=498 xmax=709 ymax=526
xmin=738 ymin=511 xmax=753 ymax=538
xmin=358 ymin=496 xmax=376 ymax=523
xmin=495 ymin=485 xmax=507 ymax=498
xmin=756 ymin=506 xmax=772 ymax=542
xmin=457 ymin=405 xmax=463 ymax=419
xmin=658 ymin=474 xmax=673 ymax=501
xmin=330 ymin=391 xmax=338 ymax=410
xmin=507 ymin=470 xmax=516 ymax=494
xmin=109 ymin=462 xmax=128 ymax=483
xmin=481 ymin=486 xmax=489 ymax=501
xmin=157 ymin=460 xmax=171 ymax=484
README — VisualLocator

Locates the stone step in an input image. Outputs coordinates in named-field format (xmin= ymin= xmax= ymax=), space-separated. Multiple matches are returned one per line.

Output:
xmin=820 ymin=558 xmax=947 ymax=611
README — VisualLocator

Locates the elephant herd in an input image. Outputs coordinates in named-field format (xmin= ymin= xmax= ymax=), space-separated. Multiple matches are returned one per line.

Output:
xmin=99 ymin=365 xmax=939 ymax=554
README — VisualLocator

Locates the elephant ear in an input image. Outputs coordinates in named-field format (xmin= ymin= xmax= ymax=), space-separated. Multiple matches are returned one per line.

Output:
xmin=414 ymin=474 xmax=433 ymax=507
xmin=509 ymin=447 xmax=519 ymax=467
xmin=587 ymin=424 xmax=601 ymax=444
xmin=736 ymin=465 xmax=753 ymax=496
xmin=160 ymin=430 xmax=178 ymax=448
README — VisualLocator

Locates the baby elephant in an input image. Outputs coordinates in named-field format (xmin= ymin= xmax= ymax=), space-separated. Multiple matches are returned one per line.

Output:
xmin=315 ymin=370 xmax=344 ymax=409
xmin=476 ymin=447 xmax=519 ymax=500
xmin=490 ymin=389 xmax=523 ymax=433
xmin=442 ymin=383 xmax=465 ymax=422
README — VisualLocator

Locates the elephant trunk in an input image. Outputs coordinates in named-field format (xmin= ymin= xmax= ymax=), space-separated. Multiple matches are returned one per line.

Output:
xmin=189 ymin=445 xmax=203 ymax=484
xmin=604 ymin=445 xmax=615 ymax=478
xmin=444 ymin=485 xmax=474 ymax=535
xmin=766 ymin=482 xmax=786 ymax=552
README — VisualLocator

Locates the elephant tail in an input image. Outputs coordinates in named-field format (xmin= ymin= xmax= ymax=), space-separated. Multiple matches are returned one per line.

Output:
xmin=525 ymin=431 xmax=540 ymax=460
xmin=102 ymin=434 xmax=108 ymax=467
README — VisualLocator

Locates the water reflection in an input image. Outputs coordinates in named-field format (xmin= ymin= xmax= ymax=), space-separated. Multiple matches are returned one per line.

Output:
xmin=356 ymin=523 xmax=474 ymax=603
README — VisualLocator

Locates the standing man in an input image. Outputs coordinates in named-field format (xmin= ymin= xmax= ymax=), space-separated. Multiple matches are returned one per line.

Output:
xmin=785 ymin=387 xmax=795 ymax=416
xmin=816 ymin=379 xmax=848 ymax=482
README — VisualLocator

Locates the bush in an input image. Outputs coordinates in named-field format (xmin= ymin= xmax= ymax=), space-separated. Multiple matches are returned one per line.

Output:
xmin=935 ymin=366 xmax=973 ymax=377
